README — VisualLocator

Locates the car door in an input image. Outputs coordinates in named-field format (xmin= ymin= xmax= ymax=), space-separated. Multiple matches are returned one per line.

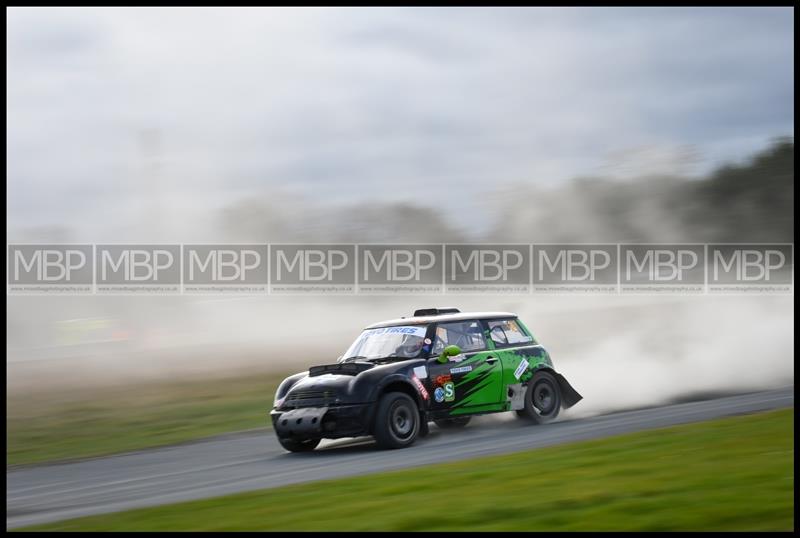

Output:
xmin=425 ymin=319 xmax=504 ymax=416
xmin=484 ymin=318 xmax=539 ymax=387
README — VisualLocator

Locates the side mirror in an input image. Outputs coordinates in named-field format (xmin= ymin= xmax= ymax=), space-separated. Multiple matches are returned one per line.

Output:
xmin=437 ymin=345 xmax=461 ymax=364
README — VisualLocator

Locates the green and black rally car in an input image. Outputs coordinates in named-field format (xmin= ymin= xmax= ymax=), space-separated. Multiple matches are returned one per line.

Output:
xmin=270 ymin=308 xmax=582 ymax=452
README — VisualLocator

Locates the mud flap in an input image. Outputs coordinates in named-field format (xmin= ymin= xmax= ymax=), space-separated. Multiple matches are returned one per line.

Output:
xmin=274 ymin=407 xmax=328 ymax=437
xmin=555 ymin=373 xmax=583 ymax=409
xmin=419 ymin=414 xmax=430 ymax=438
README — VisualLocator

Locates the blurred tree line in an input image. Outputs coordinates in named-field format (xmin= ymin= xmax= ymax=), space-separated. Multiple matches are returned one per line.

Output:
xmin=489 ymin=137 xmax=794 ymax=243
xmin=683 ymin=137 xmax=793 ymax=242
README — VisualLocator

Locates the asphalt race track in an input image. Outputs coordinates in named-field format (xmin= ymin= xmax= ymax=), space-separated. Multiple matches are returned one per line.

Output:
xmin=6 ymin=386 xmax=794 ymax=529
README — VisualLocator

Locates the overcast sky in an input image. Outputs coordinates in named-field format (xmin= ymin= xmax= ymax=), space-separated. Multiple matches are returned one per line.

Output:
xmin=6 ymin=7 xmax=794 ymax=240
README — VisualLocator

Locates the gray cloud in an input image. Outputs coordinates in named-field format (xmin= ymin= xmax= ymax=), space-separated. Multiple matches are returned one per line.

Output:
xmin=6 ymin=7 xmax=794 ymax=239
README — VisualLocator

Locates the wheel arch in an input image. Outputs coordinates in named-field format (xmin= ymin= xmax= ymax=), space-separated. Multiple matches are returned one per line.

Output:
xmin=525 ymin=365 xmax=557 ymax=386
xmin=378 ymin=380 xmax=423 ymax=409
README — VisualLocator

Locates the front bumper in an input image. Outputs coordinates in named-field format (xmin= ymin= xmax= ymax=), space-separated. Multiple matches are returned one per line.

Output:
xmin=270 ymin=403 xmax=373 ymax=440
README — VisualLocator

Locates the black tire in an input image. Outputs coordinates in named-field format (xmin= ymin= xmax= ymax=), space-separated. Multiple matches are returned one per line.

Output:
xmin=433 ymin=417 xmax=471 ymax=429
xmin=373 ymin=392 xmax=420 ymax=449
xmin=516 ymin=371 xmax=561 ymax=424
xmin=277 ymin=436 xmax=321 ymax=452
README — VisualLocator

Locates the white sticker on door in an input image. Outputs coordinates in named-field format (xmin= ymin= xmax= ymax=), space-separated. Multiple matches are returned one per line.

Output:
xmin=513 ymin=359 xmax=529 ymax=380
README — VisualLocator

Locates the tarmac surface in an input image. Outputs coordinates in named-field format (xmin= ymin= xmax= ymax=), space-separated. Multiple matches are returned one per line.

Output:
xmin=6 ymin=385 xmax=794 ymax=529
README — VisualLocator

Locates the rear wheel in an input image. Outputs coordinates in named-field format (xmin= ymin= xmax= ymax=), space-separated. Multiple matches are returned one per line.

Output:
xmin=434 ymin=416 xmax=471 ymax=429
xmin=373 ymin=392 xmax=420 ymax=449
xmin=277 ymin=436 xmax=321 ymax=452
xmin=516 ymin=371 xmax=561 ymax=424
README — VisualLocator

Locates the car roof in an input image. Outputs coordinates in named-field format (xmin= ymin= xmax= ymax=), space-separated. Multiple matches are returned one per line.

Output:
xmin=365 ymin=311 xmax=518 ymax=329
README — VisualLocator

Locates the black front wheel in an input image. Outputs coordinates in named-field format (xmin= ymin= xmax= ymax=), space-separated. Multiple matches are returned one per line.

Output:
xmin=516 ymin=371 xmax=562 ymax=424
xmin=277 ymin=436 xmax=321 ymax=452
xmin=373 ymin=392 xmax=420 ymax=449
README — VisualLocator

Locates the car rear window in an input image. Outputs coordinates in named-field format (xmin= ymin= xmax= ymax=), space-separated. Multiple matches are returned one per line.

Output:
xmin=486 ymin=318 xmax=534 ymax=347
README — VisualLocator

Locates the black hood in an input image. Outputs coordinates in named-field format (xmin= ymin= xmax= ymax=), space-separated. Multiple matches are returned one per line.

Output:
xmin=280 ymin=358 xmax=424 ymax=409
xmin=308 ymin=361 xmax=374 ymax=377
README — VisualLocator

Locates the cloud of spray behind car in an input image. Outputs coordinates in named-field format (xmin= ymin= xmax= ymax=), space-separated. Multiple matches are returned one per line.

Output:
xmin=7 ymin=293 xmax=793 ymax=419
xmin=6 ymin=139 xmax=795 ymax=413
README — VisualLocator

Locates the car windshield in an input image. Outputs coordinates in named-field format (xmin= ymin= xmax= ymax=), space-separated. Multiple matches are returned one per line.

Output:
xmin=341 ymin=325 xmax=429 ymax=362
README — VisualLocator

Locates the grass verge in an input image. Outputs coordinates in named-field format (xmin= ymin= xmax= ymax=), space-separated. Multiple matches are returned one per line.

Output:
xmin=7 ymin=372 xmax=287 ymax=466
xmin=18 ymin=408 xmax=794 ymax=531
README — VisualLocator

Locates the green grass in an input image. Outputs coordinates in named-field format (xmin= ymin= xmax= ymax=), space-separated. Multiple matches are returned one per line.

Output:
xmin=19 ymin=408 xmax=794 ymax=531
xmin=7 ymin=372 xmax=288 ymax=466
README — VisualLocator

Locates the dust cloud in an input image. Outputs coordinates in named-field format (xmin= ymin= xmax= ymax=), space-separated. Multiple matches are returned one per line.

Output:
xmin=7 ymin=294 xmax=793 ymax=417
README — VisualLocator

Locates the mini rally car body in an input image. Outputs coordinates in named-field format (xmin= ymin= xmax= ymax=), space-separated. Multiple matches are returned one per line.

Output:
xmin=270 ymin=308 xmax=582 ymax=451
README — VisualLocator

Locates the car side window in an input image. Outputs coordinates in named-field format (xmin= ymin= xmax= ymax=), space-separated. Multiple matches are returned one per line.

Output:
xmin=489 ymin=324 xmax=508 ymax=345
xmin=432 ymin=320 xmax=486 ymax=354
xmin=487 ymin=319 xmax=533 ymax=347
